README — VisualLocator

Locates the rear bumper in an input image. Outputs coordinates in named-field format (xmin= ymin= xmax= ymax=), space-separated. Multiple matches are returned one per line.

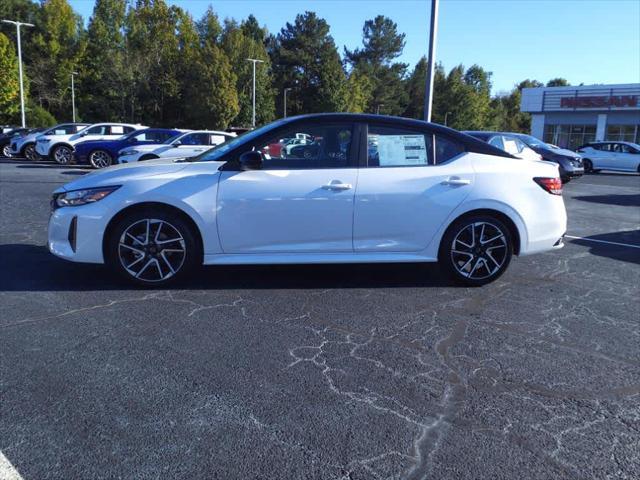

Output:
xmin=520 ymin=197 xmax=568 ymax=256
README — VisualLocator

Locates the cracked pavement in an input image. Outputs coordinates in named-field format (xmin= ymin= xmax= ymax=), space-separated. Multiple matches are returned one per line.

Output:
xmin=1 ymin=159 xmax=639 ymax=479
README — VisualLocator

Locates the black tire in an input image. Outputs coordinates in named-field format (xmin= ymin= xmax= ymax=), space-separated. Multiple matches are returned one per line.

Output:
xmin=2 ymin=144 xmax=11 ymax=158
xmin=89 ymin=149 xmax=113 ymax=169
xmin=106 ymin=209 xmax=201 ymax=287
xmin=139 ymin=154 xmax=158 ymax=162
xmin=52 ymin=144 xmax=73 ymax=165
xmin=583 ymin=159 xmax=594 ymax=173
xmin=438 ymin=215 xmax=514 ymax=287
xmin=561 ymin=176 xmax=570 ymax=184
xmin=23 ymin=143 xmax=39 ymax=161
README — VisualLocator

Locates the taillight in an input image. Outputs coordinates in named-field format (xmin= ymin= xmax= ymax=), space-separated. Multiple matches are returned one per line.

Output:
xmin=534 ymin=177 xmax=562 ymax=195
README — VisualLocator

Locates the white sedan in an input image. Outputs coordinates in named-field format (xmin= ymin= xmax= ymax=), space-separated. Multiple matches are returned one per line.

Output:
xmin=577 ymin=141 xmax=640 ymax=173
xmin=49 ymin=114 xmax=567 ymax=287
xmin=117 ymin=130 xmax=235 ymax=163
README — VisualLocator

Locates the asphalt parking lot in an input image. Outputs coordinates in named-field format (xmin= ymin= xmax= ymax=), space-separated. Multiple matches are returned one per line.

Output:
xmin=1 ymin=158 xmax=638 ymax=480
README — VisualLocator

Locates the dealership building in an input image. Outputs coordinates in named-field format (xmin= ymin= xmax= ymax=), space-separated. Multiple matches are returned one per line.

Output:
xmin=520 ymin=83 xmax=640 ymax=150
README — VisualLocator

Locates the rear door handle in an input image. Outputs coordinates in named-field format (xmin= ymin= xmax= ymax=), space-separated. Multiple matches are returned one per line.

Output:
xmin=322 ymin=181 xmax=352 ymax=191
xmin=442 ymin=176 xmax=471 ymax=186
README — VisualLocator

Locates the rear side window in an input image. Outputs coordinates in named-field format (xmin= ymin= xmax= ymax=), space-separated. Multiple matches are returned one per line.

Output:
xmin=110 ymin=125 xmax=125 ymax=135
xmin=367 ymin=125 xmax=431 ymax=167
xmin=434 ymin=135 xmax=465 ymax=164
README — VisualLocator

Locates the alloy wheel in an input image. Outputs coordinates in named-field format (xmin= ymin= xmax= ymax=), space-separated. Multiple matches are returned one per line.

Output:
xmin=90 ymin=150 xmax=112 ymax=169
xmin=118 ymin=218 xmax=186 ymax=282
xmin=25 ymin=144 xmax=38 ymax=161
xmin=2 ymin=145 xmax=11 ymax=158
xmin=54 ymin=146 xmax=72 ymax=164
xmin=450 ymin=221 xmax=508 ymax=280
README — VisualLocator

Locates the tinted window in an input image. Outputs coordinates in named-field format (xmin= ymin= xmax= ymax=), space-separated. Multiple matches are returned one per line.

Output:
xmin=85 ymin=125 xmax=108 ymax=135
xmin=180 ymin=133 xmax=210 ymax=145
xmin=123 ymin=126 xmax=136 ymax=134
xmin=435 ymin=135 xmax=465 ymax=164
xmin=256 ymin=123 xmax=352 ymax=169
xmin=488 ymin=136 xmax=503 ymax=149
xmin=367 ymin=125 xmax=431 ymax=167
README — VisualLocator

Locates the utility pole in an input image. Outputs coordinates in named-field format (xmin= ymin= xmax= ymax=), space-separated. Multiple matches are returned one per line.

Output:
xmin=423 ymin=0 xmax=439 ymax=122
xmin=283 ymin=88 xmax=292 ymax=118
xmin=71 ymin=71 xmax=78 ymax=122
xmin=246 ymin=58 xmax=264 ymax=127
xmin=444 ymin=111 xmax=451 ymax=126
xmin=2 ymin=20 xmax=35 ymax=128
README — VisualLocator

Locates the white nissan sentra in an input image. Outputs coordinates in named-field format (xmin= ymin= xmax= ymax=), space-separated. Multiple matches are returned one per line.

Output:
xmin=48 ymin=114 xmax=567 ymax=287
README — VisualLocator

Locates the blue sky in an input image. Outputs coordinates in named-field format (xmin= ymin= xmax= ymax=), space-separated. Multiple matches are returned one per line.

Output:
xmin=68 ymin=0 xmax=640 ymax=94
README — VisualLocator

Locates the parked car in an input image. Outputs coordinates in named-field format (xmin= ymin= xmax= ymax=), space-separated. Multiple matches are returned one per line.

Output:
xmin=117 ymin=130 xmax=234 ymax=163
xmin=35 ymin=123 xmax=146 ymax=164
xmin=73 ymin=128 xmax=184 ymax=169
xmin=1 ymin=127 xmax=32 ymax=157
xmin=49 ymin=113 xmax=566 ymax=287
xmin=576 ymin=141 xmax=640 ymax=174
xmin=9 ymin=124 xmax=88 ymax=160
xmin=463 ymin=131 xmax=542 ymax=162
xmin=512 ymin=133 xmax=585 ymax=182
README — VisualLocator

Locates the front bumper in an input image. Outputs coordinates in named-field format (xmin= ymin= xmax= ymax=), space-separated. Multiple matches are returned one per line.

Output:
xmin=48 ymin=204 xmax=108 ymax=264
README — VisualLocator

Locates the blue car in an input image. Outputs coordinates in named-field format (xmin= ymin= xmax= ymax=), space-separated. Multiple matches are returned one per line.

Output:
xmin=74 ymin=128 xmax=183 ymax=169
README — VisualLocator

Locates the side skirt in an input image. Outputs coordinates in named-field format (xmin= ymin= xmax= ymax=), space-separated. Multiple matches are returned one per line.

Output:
xmin=203 ymin=252 xmax=438 ymax=265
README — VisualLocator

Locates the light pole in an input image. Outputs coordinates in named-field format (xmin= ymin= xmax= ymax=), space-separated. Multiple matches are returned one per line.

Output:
xmin=283 ymin=87 xmax=292 ymax=118
xmin=71 ymin=71 xmax=78 ymax=122
xmin=2 ymin=20 xmax=35 ymax=128
xmin=246 ymin=58 xmax=264 ymax=127
xmin=444 ymin=111 xmax=451 ymax=126
xmin=423 ymin=0 xmax=439 ymax=122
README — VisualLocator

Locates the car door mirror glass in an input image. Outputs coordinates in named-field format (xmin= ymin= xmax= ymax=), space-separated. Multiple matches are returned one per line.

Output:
xmin=239 ymin=150 xmax=263 ymax=170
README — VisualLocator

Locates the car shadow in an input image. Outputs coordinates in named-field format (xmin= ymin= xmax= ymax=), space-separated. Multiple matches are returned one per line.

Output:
xmin=16 ymin=164 xmax=91 ymax=170
xmin=573 ymin=194 xmax=640 ymax=207
xmin=568 ymin=230 xmax=640 ymax=265
xmin=0 ymin=244 xmax=453 ymax=291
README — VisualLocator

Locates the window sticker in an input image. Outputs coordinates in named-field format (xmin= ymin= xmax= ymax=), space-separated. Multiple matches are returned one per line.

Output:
xmin=111 ymin=126 xmax=124 ymax=134
xmin=376 ymin=134 xmax=428 ymax=166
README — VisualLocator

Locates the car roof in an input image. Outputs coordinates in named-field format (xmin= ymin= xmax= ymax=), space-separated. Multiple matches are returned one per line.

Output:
xmin=279 ymin=114 xmax=513 ymax=158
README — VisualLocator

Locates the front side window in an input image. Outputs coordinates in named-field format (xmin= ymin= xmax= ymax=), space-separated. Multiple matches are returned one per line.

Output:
xmin=256 ymin=123 xmax=353 ymax=169
xmin=181 ymin=133 xmax=210 ymax=145
xmin=367 ymin=125 xmax=431 ymax=167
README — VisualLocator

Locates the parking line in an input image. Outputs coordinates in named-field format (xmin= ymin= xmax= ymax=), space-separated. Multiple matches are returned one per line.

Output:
xmin=0 ymin=451 xmax=24 ymax=480
xmin=566 ymin=235 xmax=640 ymax=249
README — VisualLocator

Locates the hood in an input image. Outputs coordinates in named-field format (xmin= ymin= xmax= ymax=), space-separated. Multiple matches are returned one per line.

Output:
xmin=551 ymin=147 xmax=580 ymax=158
xmin=535 ymin=144 xmax=579 ymax=159
xmin=55 ymin=158 xmax=226 ymax=194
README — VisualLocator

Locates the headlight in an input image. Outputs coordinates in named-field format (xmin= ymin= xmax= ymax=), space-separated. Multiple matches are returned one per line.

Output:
xmin=54 ymin=186 xmax=120 ymax=208
xmin=120 ymin=149 xmax=138 ymax=156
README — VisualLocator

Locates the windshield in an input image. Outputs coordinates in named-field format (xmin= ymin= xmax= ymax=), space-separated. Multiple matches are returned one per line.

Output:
xmin=190 ymin=119 xmax=288 ymax=162
xmin=517 ymin=134 xmax=547 ymax=149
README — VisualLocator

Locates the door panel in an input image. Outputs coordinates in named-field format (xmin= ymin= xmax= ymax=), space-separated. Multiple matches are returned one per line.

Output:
xmin=354 ymin=155 xmax=474 ymax=252
xmin=217 ymin=169 xmax=357 ymax=253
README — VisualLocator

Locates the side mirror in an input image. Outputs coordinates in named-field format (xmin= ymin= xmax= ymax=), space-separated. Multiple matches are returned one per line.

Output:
xmin=239 ymin=150 xmax=263 ymax=170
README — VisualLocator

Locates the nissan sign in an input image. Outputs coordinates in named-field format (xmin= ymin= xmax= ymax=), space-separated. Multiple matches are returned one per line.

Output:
xmin=560 ymin=95 xmax=638 ymax=108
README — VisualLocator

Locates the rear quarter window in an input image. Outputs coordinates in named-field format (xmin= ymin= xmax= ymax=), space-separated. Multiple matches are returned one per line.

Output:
xmin=435 ymin=135 xmax=465 ymax=164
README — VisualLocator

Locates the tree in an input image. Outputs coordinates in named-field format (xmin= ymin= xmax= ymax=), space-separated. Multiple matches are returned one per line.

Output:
xmin=491 ymin=79 xmax=543 ymax=132
xmin=403 ymin=56 xmax=427 ymax=119
xmin=345 ymin=16 xmax=408 ymax=115
xmin=0 ymin=32 xmax=21 ymax=123
xmin=546 ymin=78 xmax=570 ymax=87
xmin=79 ymin=0 xmax=128 ymax=121
xmin=270 ymin=12 xmax=347 ymax=115
xmin=221 ymin=19 xmax=275 ymax=126
xmin=344 ymin=70 xmax=372 ymax=113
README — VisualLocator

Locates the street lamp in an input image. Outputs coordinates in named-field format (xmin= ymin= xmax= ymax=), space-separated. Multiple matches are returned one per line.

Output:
xmin=444 ymin=111 xmax=451 ymax=126
xmin=2 ymin=19 xmax=35 ymax=128
xmin=246 ymin=58 xmax=264 ymax=127
xmin=423 ymin=0 xmax=439 ymax=122
xmin=71 ymin=71 xmax=78 ymax=122
xmin=283 ymin=87 xmax=292 ymax=118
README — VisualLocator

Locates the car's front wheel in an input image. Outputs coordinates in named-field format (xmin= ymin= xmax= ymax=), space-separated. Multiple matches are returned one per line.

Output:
xmin=2 ymin=144 xmax=11 ymax=158
xmin=583 ymin=159 xmax=593 ymax=173
xmin=89 ymin=149 xmax=113 ymax=169
xmin=52 ymin=145 xmax=73 ymax=165
xmin=106 ymin=209 xmax=200 ymax=286
xmin=439 ymin=215 xmax=513 ymax=286
xmin=23 ymin=143 xmax=38 ymax=161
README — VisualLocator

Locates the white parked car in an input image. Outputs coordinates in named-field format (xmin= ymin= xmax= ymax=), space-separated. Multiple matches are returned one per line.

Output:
xmin=10 ymin=123 xmax=89 ymax=160
xmin=117 ymin=130 xmax=235 ymax=163
xmin=49 ymin=114 xmax=567 ymax=287
xmin=577 ymin=141 xmax=640 ymax=173
xmin=35 ymin=123 xmax=146 ymax=164
xmin=463 ymin=131 xmax=543 ymax=162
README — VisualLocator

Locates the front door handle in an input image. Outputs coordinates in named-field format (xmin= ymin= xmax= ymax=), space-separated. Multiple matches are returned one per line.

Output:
xmin=442 ymin=176 xmax=471 ymax=186
xmin=322 ymin=180 xmax=352 ymax=191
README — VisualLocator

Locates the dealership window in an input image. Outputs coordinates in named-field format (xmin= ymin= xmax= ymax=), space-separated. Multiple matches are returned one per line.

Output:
xmin=606 ymin=125 xmax=639 ymax=143
xmin=544 ymin=124 xmax=596 ymax=150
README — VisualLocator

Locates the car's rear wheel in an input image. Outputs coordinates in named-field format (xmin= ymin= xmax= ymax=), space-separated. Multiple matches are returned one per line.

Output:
xmin=52 ymin=145 xmax=73 ymax=165
xmin=2 ymin=145 xmax=11 ymax=157
xmin=439 ymin=215 xmax=513 ymax=286
xmin=89 ymin=149 xmax=113 ymax=169
xmin=583 ymin=159 xmax=594 ymax=173
xmin=106 ymin=209 xmax=200 ymax=286
xmin=23 ymin=143 xmax=38 ymax=161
